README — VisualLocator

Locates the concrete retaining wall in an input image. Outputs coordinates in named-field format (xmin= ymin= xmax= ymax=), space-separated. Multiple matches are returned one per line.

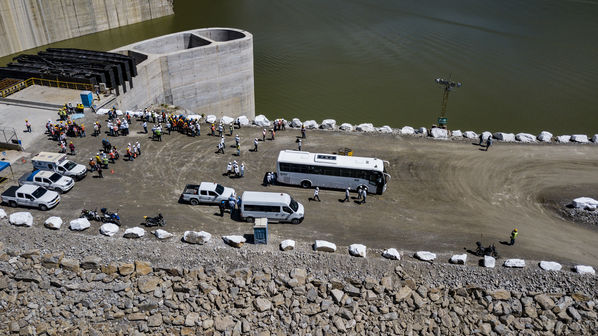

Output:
xmin=112 ymin=28 xmax=255 ymax=119
xmin=0 ymin=0 xmax=174 ymax=57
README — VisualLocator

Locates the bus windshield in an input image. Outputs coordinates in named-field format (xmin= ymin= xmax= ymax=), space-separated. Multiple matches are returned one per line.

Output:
xmin=289 ymin=198 xmax=299 ymax=212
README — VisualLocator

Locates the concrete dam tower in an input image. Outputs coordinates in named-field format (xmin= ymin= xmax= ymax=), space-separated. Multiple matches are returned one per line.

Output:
xmin=112 ymin=28 xmax=255 ymax=119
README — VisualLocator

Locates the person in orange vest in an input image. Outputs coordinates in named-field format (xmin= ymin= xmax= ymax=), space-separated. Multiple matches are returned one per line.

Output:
xmin=80 ymin=124 xmax=85 ymax=137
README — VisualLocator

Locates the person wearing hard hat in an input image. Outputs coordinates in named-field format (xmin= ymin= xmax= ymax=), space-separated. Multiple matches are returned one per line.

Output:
xmin=510 ymin=228 xmax=518 ymax=246
xmin=25 ymin=119 xmax=31 ymax=133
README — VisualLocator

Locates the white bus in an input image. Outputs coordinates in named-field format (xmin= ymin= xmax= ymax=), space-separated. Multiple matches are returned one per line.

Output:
xmin=276 ymin=150 xmax=391 ymax=194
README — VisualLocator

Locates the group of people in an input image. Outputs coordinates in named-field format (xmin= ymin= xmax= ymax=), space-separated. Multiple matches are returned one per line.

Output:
xmin=219 ymin=194 xmax=242 ymax=217
xmin=225 ymin=161 xmax=246 ymax=178
xmin=311 ymin=185 xmax=369 ymax=204
xmin=106 ymin=117 xmax=130 ymax=136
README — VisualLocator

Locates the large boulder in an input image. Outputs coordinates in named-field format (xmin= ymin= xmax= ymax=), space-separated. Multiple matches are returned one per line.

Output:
xmin=382 ymin=248 xmax=400 ymax=260
xmin=537 ymin=131 xmax=553 ymax=142
xmin=205 ymin=115 xmax=217 ymax=124
xmin=400 ymin=126 xmax=415 ymax=135
xmin=356 ymin=123 xmax=375 ymax=132
xmin=493 ymin=132 xmax=515 ymax=142
xmin=313 ymin=240 xmax=336 ymax=252
xmin=449 ymin=254 xmax=467 ymax=265
xmin=0 ymin=208 xmax=7 ymax=219
xmin=236 ymin=115 xmax=250 ymax=126
xmin=592 ymin=134 xmax=598 ymax=143
xmin=152 ymin=229 xmax=174 ymax=240
xmin=69 ymin=218 xmax=90 ymax=231
xmin=186 ymin=114 xmax=202 ymax=121
xmin=483 ymin=256 xmax=495 ymax=268
xmin=377 ymin=125 xmax=393 ymax=133
xmin=571 ymin=197 xmax=598 ymax=209
xmin=100 ymin=223 xmax=119 ymax=237
xmin=44 ymin=216 xmax=62 ymax=230
xmin=574 ymin=265 xmax=595 ymax=275
xmin=280 ymin=239 xmax=295 ymax=251
xmin=571 ymin=134 xmax=589 ymax=143
xmin=463 ymin=131 xmax=478 ymax=139
xmin=254 ymin=115 xmax=271 ymax=127
xmin=223 ymin=235 xmax=246 ymax=248
xmin=539 ymin=261 xmax=562 ymax=271
xmin=414 ymin=251 xmax=436 ymax=261
xmin=183 ymin=231 xmax=211 ymax=244
xmin=481 ymin=131 xmax=492 ymax=141
xmin=417 ymin=127 xmax=427 ymax=135
xmin=451 ymin=130 xmax=463 ymax=137
xmin=303 ymin=120 xmax=319 ymax=129
xmin=516 ymin=133 xmax=536 ymax=143
xmin=123 ymin=227 xmax=145 ymax=239
xmin=291 ymin=118 xmax=302 ymax=128
xmin=320 ymin=119 xmax=337 ymax=129
xmin=430 ymin=128 xmax=448 ymax=139
xmin=504 ymin=259 xmax=526 ymax=268
xmin=339 ymin=123 xmax=354 ymax=131
xmin=220 ymin=116 xmax=234 ymax=125
xmin=556 ymin=135 xmax=571 ymax=143
xmin=10 ymin=212 xmax=33 ymax=227
xmin=348 ymin=244 xmax=366 ymax=258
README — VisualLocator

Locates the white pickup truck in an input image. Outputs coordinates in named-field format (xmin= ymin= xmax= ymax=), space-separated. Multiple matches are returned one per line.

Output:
xmin=1 ymin=185 xmax=60 ymax=211
xmin=181 ymin=182 xmax=235 ymax=205
xmin=18 ymin=170 xmax=74 ymax=193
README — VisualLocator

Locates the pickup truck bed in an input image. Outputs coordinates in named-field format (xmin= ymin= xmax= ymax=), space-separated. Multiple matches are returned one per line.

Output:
xmin=1 ymin=186 xmax=18 ymax=198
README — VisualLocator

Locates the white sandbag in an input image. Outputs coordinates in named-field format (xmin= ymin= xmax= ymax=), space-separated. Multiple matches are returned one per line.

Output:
xmin=254 ymin=115 xmax=271 ymax=127
xmin=451 ymin=130 xmax=463 ymax=137
xmin=537 ymin=131 xmax=553 ymax=142
xmin=280 ymin=239 xmax=295 ymax=251
xmin=382 ymin=248 xmax=400 ymax=260
xmin=183 ymin=231 xmax=211 ymax=244
xmin=320 ymin=119 xmax=336 ymax=129
xmin=291 ymin=118 xmax=302 ymax=128
xmin=348 ymin=244 xmax=367 ymax=258
xmin=592 ymin=134 xmax=598 ymax=143
xmin=314 ymin=240 xmax=336 ymax=252
xmin=463 ymin=131 xmax=478 ymax=139
xmin=44 ymin=216 xmax=62 ymax=230
xmin=377 ymin=126 xmax=393 ymax=133
xmin=493 ymin=132 xmax=515 ymax=142
xmin=152 ymin=229 xmax=174 ymax=240
xmin=556 ymin=135 xmax=571 ymax=143
xmin=186 ymin=114 xmax=202 ymax=121
xmin=96 ymin=108 xmax=121 ymax=115
xmin=572 ymin=197 xmax=598 ymax=209
xmin=69 ymin=218 xmax=90 ymax=231
xmin=123 ymin=227 xmax=145 ymax=238
xmin=516 ymin=133 xmax=536 ymax=143
xmin=205 ymin=115 xmax=217 ymax=123
xmin=356 ymin=123 xmax=375 ymax=132
xmin=303 ymin=120 xmax=319 ymax=129
xmin=449 ymin=254 xmax=467 ymax=265
xmin=9 ymin=212 xmax=33 ymax=227
xmin=483 ymin=256 xmax=495 ymax=268
xmin=503 ymin=259 xmax=525 ymax=268
xmin=220 ymin=116 xmax=234 ymax=125
xmin=431 ymin=128 xmax=448 ymax=139
xmin=236 ymin=115 xmax=250 ymax=126
xmin=571 ymin=134 xmax=589 ymax=143
xmin=574 ymin=265 xmax=595 ymax=275
xmin=400 ymin=126 xmax=415 ymax=135
xmin=339 ymin=123 xmax=354 ymax=131
xmin=100 ymin=223 xmax=119 ymax=237
xmin=0 ymin=208 xmax=6 ymax=219
xmin=539 ymin=261 xmax=562 ymax=271
xmin=414 ymin=251 xmax=436 ymax=261
xmin=223 ymin=235 xmax=246 ymax=248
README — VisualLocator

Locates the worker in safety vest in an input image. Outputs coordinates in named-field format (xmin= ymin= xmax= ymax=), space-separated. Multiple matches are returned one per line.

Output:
xmin=510 ymin=229 xmax=518 ymax=245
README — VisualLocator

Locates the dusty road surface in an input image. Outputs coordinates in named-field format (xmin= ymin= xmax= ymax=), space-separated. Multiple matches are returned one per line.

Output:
xmin=3 ymin=113 xmax=598 ymax=266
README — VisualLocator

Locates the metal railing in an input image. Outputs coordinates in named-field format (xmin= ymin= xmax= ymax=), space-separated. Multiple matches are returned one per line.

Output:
xmin=0 ymin=78 xmax=94 ymax=98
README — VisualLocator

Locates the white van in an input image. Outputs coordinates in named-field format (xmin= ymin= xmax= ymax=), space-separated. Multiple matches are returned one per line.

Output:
xmin=31 ymin=152 xmax=87 ymax=180
xmin=240 ymin=191 xmax=304 ymax=224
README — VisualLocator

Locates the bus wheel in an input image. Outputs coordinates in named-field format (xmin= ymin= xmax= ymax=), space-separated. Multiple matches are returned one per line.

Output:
xmin=291 ymin=218 xmax=301 ymax=224
xmin=246 ymin=217 xmax=254 ymax=223
xmin=300 ymin=180 xmax=311 ymax=188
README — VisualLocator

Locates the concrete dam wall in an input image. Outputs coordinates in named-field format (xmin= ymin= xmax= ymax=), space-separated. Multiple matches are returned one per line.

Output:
xmin=0 ymin=0 xmax=174 ymax=57
xmin=112 ymin=28 xmax=255 ymax=119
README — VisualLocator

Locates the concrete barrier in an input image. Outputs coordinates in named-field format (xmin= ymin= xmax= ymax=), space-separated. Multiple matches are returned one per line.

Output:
xmin=280 ymin=240 xmax=295 ymax=251
xmin=449 ymin=254 xmax=467 ymax=265
xmin=314 ymin=240 xmax=336 ymax=252
xmin=254 ymin=115 xmax=271 ymax=127
xmin=537 ymin=131 xmax=553 ymax=142
xmin=504 ymin=259 xmax=525 ymax=268
xmin=400 ymin=126 xmax=415 ymax=135
xmin=556 ymin=135 xmax=571 ymax=143
xmin=431 ymin=128 xmax=448 ymax=139
xmin=320 ymin=119 xmax=337 ymax=130
xmin=483 ymin=256 xmax=496 ymax=268
xmin=571 ymin=134 xmax=589 ymax=143
xmin=415 ymin=251 xmax=436 ymax=261
xmin=304 ymin=120 xmax=319 ymax=129
xmin=516 ymin=133 xmax=536 ymax=143
xmin=291 ymin=118 xmax=302 ymax=128
xmin=493 ymin=132 xmax=515 ymax=142
xmin=377 ymin=126 xmax=393 ymax=133
xmin=357 ymin=123 xmax=375 ymax=132
xmin=539 ymin=261 xmax=562 ymax=271
xmin=339 ymin=123 xmax=354 ymax=131
xmin=463 ymin=131 xmax=478 ymax=139
xmin=451 ymin=130 xmax=463 ymax=137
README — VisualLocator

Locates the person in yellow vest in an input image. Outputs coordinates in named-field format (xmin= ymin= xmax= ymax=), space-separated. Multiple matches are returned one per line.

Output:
xmin=510 ymin=228 xmax=518 ymax=246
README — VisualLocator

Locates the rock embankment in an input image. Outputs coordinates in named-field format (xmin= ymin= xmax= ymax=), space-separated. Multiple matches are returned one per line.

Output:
xmin=0 ymin=244 xmax=596 ymax=335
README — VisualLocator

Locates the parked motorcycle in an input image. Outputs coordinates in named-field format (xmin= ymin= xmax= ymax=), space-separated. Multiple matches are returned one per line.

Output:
xmin=144 ymin=213 xmax=165 ymax=227
xmin=100 ymin=208 xmax=120 ymax=225
xmin=80 ymin=208 xmax=101 ymax=221
xmin=474 ymin=241 xmax=499 ymax=258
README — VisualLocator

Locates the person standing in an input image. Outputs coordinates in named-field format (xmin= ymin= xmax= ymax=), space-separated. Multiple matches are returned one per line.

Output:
xmin=510 ymin=228 xmax=518 ymax=245
xmin=253 ymin=138 xmax=258 ymax=152
xmin=235 ymin=134 xmax=240 ymax=147
xmin=301 ymin=124 xmax=306 ymax=139
xmin=271 ymin=129 xmax=275 ymax=140
xmin=361 ymin=188 xmax=367 ymax=204
xmin=97 ymin=165 xmax=103 ymax=178
xmin=68 ymin=142 xmax=75 ymax=155
xmin=312 ymin=187 xmax=321 ymax=202
xmin=240 ymin=162 xmax=245 ymax=177
xmin=136 ymin=142 xmax=141 ymax=155
xmin=143 ymin=121 xmax=148 ymax=134
xmin=236 ymin=143 xmax=241 ymax=156
xmin=25 ymin=120 xmax=31 ymax=133
xmin=262 ymin=129 xmax=266 ymax=142
xmin=229 ymin=124 xmax=234 ymax=136
xmin=343 ymin=187 xmax=350 ymax=202
xmin=478 ymin=133 xmax=484 ymax=146
xmin=219 ymin=200 xmax=226 ymax=217
xmin=298 ymin=139 xmax=302 ymax=151
xmin=485 ymin=136 xmax=493 ymax=151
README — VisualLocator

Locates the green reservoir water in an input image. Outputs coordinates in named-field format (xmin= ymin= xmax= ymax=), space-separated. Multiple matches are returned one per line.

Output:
xmin=2 ymin=0 xmax=598 ymax=134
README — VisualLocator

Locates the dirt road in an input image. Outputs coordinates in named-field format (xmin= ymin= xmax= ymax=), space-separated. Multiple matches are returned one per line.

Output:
xmin=4 ymin=114 xmax=598 ymax=266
